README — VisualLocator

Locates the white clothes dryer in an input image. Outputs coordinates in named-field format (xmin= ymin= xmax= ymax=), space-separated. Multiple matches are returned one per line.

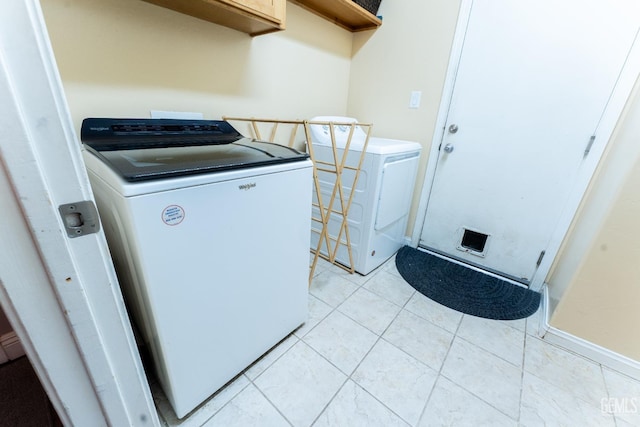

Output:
xmin=309 ymin=117 xmax=421 ymax=275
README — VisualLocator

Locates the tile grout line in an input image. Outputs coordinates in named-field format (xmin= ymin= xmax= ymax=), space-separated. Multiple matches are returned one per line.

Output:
xmin=248 ymin=375 xmax=296 ymax=427
xmin=320 ymin=287 xmax=421 ymax=427
xmin=454 ymin=333 xmax=524 ymax=370
xmin=429 ymin=315 xmax=525 ymax=424
xmin=255 ymin=261 xmax=381 ymax=427
xmin=524 ymin=334 xmax=613 ymax=406
xmin=599 ymin=363 xmax=618 ymax=427
xmin=517 ymin=328 xmax=529 ymax=424
xmin=298 ymin=330 xmax=392 ymax=426
xmin=193 ymin=374 xmax=253 ymax=427
xmin=199 ymin=331 xmax=302 ymax=426
xmin=302 ymin=269 xmax=424 ymax=427
xmin=523 ymin=333 xmax=619 ymax=421
xmin=330 ymin=265 xmax=411 ymax=410
xmin=414 ymin=312 xmax=464 ymax=427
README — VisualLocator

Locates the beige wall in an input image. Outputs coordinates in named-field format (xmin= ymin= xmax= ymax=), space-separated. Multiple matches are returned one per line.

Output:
xmin=41 ymin=0 xmax=353 ymax=130
xmin=548 ymin=79 xmax=640 ymax=360
xmin=347 ymin=0 xmax=462 ymax=233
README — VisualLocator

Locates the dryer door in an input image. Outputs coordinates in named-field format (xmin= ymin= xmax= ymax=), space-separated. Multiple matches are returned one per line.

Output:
xmin=375 ymin=155 xmax=419 ymax=230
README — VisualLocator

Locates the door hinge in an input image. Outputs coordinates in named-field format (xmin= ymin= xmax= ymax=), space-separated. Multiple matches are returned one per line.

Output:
xmin=58 ymin=201 xmax=101 ymax=238
xmin=583 ymin=135 xmax=596 ymax=158
xmin=536 ymin=250 xmax=546 ymax=267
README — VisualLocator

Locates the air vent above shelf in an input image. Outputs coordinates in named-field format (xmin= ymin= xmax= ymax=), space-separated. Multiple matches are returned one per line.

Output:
xmin=290 ymin=0 xmax=382 ymax=32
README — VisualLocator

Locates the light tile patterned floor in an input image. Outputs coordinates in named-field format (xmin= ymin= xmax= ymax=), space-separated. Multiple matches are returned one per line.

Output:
xmin=154 ymin=256 xmax=640 ymax=427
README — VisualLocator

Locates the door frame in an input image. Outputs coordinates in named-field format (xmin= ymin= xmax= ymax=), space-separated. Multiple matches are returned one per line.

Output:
xmin=0 ymin=1 xmax=159 ymax=425
xmin=411 ymin=0 xmax=640 ymax=291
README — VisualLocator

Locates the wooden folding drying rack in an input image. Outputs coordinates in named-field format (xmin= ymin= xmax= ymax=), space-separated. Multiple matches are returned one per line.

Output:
xmin=223 ymin=117 xmax=372 ymax=284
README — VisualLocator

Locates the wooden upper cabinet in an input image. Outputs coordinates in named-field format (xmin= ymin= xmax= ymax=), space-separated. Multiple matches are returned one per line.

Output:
xmin=142 ymin=0 xmax=286 ymax=36
xmin=228 ymin=0 xmax=276 ymax=21
xmin=290 ymin=0 xmax=381 ymax=32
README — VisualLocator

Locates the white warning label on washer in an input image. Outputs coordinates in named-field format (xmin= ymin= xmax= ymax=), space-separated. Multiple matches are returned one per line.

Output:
xmin=162 ymin=205 xmax=185 ymax=226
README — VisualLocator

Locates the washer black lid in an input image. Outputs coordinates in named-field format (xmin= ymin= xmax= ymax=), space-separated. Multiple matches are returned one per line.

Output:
xmin=81 ymin=118 xmax=309 ymax=182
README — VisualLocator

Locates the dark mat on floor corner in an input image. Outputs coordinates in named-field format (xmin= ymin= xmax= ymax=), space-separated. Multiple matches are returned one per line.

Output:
xmin=0 ymin=356 xmax=60 ymax=427
xmin=395 ymin=246 xmax=541 ymax=320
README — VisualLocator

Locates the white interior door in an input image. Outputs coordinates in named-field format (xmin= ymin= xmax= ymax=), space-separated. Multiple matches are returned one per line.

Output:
xmin=1 ymin=1 xmax=159 ymax=425
xmin=420 ymin=0 xmax=640 ymax=283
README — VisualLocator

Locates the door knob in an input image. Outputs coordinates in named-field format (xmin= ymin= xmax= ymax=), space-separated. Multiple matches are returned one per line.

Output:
xmin=443 ymin=144 xmax=454 ymax=153
xmin=448 ymin=124 xmax=459 ymax=134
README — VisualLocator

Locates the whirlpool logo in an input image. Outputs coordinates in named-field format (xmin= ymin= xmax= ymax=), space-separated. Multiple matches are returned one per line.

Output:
xmin=238 ymin=182 xmax=257 ymax=191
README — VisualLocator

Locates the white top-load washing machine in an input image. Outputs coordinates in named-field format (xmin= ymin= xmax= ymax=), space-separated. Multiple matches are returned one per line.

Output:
xmin=309 ymin=117 xmax=421 ymax=275
xmin=81 ymin=118 xmax=312 ymax=418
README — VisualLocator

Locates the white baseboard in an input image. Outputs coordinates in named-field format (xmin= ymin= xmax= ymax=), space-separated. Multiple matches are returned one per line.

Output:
xmin=539 ymin=285 xmax=640 ymax=380
xmin=0 ymin=331 xmax=25 ymax=363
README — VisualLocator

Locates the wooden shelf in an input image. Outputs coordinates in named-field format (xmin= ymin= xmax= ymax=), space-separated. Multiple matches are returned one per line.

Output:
xmin=290 ymin=0 xmax=381 ymax=32
xmin=142 ymin=0 xmax=286 ymax=36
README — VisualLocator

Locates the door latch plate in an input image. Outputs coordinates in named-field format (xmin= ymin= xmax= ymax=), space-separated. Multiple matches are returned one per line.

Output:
xmin=58 ymin=201 xmax=100 ymax=238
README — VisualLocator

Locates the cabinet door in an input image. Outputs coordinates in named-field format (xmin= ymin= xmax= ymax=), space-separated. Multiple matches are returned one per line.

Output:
xmin=229 ymin=0 xmax=278 ymax=21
